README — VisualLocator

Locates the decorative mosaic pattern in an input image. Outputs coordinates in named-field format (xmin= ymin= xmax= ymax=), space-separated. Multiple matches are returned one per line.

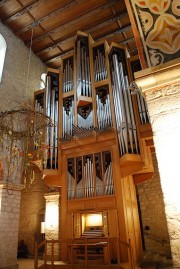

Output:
xmin=102 ymin=211 xmax=108 ymax=237
xmin=130 ymin=0 xmax=180 ymax=67
xmin=74 ymin=213 xmax=81 ymax=238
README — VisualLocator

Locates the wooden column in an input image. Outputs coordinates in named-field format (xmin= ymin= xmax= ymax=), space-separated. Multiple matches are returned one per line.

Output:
xmin=135 ymin=59 xmax=180 ymax=268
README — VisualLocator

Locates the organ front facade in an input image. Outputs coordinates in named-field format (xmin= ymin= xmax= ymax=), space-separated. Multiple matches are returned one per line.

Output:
xmin=34 ymin=31 xmax=154 ymax=268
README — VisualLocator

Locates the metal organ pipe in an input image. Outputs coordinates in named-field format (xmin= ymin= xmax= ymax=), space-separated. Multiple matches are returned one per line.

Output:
xmin=136 ymin=91 xmax=150 ymax=124
xmin=63 ymin=99 xmax=74 ymax=137
xmin=46 ymin=75 xmax=51 ymax=118
xmin=124 ymin=76 xmax=139 ymax=153
xmin=104 ymin=162 xmax=114 ymax=195
xmin=96 ymin=92 xmax=112 ymax=129
xmin=83 ymin=157 xmax=95 ymax=198
xmin=44 ymin=74 xmax=59 ymax=169
xmin=50 ymin=89 xmax=55 ymax=169
xmin=76 ymin=39 xmax=91 ymax=99
xmin=63 ymin=59 xmax=73 ymax=93
xmin=54 ymin=100 xmax=58 ymax=169
xmin=112 ymin=71 xmax=126 ymax=155
xmin=67 ymin=172 xmax=75 ymax=199
xmin=119 ymin=62 xmax=133 ymax=153
xmin=93 ymin=49 xmax=108 ymax=82
xmin=113 ymin=54 xmax=128 ymax=154
xmin=111 ymin=53 xmax=139 ymax=156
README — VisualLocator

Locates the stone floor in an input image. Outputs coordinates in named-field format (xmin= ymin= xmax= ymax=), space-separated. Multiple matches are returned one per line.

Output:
xmin=17 ymin=257 xmax=174 ymax=269
xmin=17 ymin=258 xmax=43 ymax=269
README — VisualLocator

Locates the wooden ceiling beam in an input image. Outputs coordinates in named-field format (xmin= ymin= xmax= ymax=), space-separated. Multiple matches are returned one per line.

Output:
xmin=0 ymin=0 xmax=10 ymax=8
xmin=36 ymin=11 xmax=128 ymax=55
xmin=45 ymin=49 xmax=74 ymax=65
xmin=15 ymin=0 xmax=85 ymax=35
xmin=44 ymin=25 xmax=133 ymax=65
xmin=109 ymin=5 xmax=128 ymax=41
xmin=96 ymin=24 xmax=132 ymax=41
xmin=26 ymin=0 xmax=119 ymax=45
xmin=2 ymin=0 xmax=46 ymax=23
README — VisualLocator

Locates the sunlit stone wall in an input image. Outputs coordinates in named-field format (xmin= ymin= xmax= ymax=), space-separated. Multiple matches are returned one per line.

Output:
xmin=135 ymin=60 xmax=180 ymax=268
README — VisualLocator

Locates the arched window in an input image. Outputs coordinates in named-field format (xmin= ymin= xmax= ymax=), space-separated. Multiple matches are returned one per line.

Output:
xmin=0 ymin=34 xmax=7 ymax=82
xmin=40 ymin=73 xmax=47 ymax=89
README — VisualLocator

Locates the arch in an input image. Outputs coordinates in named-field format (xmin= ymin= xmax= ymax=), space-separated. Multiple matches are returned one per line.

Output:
xmin=0 ymin=34 xmax=7 ymax=82
xmin=40 ymin=72 xmax=47 ymax=89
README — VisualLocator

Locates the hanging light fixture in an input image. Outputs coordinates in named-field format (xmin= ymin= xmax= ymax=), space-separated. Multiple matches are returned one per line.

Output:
xmin=0 ymin=2 xmax=52 ymax=187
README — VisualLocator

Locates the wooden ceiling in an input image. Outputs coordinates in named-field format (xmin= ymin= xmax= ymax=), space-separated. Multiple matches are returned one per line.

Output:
xmin=0 ymin=0 xmax=137 ymax=69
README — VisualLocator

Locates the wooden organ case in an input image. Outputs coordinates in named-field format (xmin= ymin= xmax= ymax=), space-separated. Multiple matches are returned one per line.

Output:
xmin=35 ymin=31 xmax=154 ymax=267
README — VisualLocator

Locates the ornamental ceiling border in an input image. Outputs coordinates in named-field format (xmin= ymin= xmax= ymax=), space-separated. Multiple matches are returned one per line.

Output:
xmin=127 ymin=0 xmax=180 ymax=68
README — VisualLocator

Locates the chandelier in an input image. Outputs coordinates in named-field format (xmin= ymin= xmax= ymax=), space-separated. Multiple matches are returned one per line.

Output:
xmin=0 ymin=104 xmax=52 ymax=186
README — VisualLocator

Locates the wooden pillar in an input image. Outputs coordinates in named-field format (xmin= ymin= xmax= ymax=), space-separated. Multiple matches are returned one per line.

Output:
xmin=135 ymin=59 xmax=180 ymax=268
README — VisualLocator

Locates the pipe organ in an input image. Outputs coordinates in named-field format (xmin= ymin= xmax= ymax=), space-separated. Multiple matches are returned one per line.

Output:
xmin=109 ymin=48 xmax=139 ymax=156
xmin=34 ymin=71 xmax=59 ymax=169
xmin=76 ymin=35 xmax=91 ymax=99
xmin=67 ymin=151 xmax=114 ymax=200
xmin=35 ymin=31 xmax=153 ymax=266
xmin=93 ymin=45 xmax=108 ymax=82
xmin=62 ymin=97 xmax=75 ymax=138
xmin=129 ymin=58 xmax=150 ymax=125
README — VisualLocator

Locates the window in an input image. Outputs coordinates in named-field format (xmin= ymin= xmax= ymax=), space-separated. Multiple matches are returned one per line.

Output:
xmin=40 ymin=73 xmax=47 ymax=89
xmin=0 ymin=34 xmax=7 ymax=82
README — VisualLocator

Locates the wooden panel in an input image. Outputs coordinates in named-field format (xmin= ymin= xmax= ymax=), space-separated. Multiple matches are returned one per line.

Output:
xmin=107 ymin=209 xmax=120 ymax=264
xmin=84 ymin=200 xmax=96 ymax=210
xmin=67 ymin=213 xmax=73 ymax=239
xmin=122 ymin=176 xmax=143 ymax=263
xmin=133 ymin=172 xmax=154 ymax=185
xmin=96 ymin=197 xmax=116 ymax=210
xmin=68 ymin=200 xmax=84 ymax=212
xmin=67 ymin=196 xmax=116 ymax=213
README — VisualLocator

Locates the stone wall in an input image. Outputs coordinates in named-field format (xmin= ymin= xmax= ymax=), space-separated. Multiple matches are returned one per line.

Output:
xmin=0 ymin=22 xmax=46 ymax=110
xmin=18 ymin=173 xmax=47 ymax=256
xmin=0 ymin=187 xmax=21 ymax=269
xmin=137 ymin=153 xmax=171 ymax=257
xmin=0 ymin=22 xmax=47 ymax=268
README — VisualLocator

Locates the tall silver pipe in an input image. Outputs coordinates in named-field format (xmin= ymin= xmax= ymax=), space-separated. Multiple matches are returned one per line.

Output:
xmin=54 ymin=100 xmax=58 ymax=169
xmin=76 ymin=40 xmax=81 ymax=98
xmin=46 ymin=75 xmax=51 ymax=117
xmin=84 ymin=50 xmax=87 ymax=96
xmin=84 ymin=160 xmax=87 ymax=197
xmin=85 ymin=160 xmax=88 ymax=197
xmin=81 ymin=47 xmax=85 ymax=96
xmin=50 ymin=89 xmax=55 ymax=168
xmin=124 ymin=76 xmax=139 ymax=153
xmin=94 ymin=55 xmax=98 ymax=81
xmin=109 ymin=163 xmax=114 ymax=195
xmin=87 ymin=160 xmax=90 ymax=197
xmin=87 ymin=56 xmax=91 ymax=96
xmin=90 ymin=160 xmax=94 ymax=196
xmin=119 ymin=62 xmax=133 ymax=152
xmin=112 ymin=77 xmax=125 ymax=155
xmin=107 ymin=95 xmax=112 ymax=126
xmin=87 ymin=159 xmax=89 ymax=197
xmin=112 ymin=55 xmax=128 ymax=153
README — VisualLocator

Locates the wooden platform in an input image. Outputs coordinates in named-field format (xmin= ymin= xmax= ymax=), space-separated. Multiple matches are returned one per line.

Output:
xmin=38 ymin=262 xmax=129 ymax=269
